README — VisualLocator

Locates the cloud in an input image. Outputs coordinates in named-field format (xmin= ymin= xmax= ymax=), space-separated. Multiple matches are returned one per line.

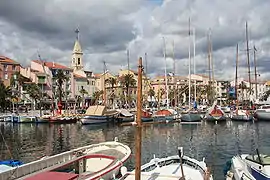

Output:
xmin=0 ymin=0 xmax=270 ymax=82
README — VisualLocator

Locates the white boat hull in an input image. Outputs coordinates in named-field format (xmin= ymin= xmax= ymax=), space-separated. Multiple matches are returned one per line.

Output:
xmin=121 ymin=155 xmax=212 ymax=180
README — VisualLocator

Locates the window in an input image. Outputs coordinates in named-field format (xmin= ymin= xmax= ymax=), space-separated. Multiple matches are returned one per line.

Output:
xmin=4 ymin=65 xmax=7 ymax=71
xmin=4 ymin=73 xmax=8 ymax=79
xmin=78 ymin=58 xmax=81 ymax=65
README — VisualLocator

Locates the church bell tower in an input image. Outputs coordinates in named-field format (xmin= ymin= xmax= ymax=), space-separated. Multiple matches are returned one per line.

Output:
xmin=72 ymin=28 xmax=83 ymax=70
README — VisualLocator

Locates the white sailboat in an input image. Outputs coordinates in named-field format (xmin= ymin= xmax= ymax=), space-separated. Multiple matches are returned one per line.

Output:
xmin=152 ymin=38 xmax=177 ymax=122
xmin=181 ymin=20 xmax=201 ymax=123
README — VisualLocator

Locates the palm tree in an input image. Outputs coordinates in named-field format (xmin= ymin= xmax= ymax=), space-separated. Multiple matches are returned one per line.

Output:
xmin=53 ymin=70 xmax=69 ymax=104
xmin=79 ymin=88 xmax=88 ymax=108
xmin=157 ymin=88 xmax=165 ymax=108
xmin=26 ymin=83 xmax=42 ymax=110
xmin=0 ymin=81 xmax=12 ymax=112
xmin=92 ymin=90 xmax=104 ymax=105
xmin=105 ymin=77 xmax=117 ymax=106
xmin=147 ymin=88 xmax=155 ymax=107
xmin=119 ymin=74 xmax=136 ymax=107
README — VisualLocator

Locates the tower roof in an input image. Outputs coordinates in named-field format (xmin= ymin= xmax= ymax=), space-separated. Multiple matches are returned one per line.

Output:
xmin=73 ymin=39 xmax=83 ymax=54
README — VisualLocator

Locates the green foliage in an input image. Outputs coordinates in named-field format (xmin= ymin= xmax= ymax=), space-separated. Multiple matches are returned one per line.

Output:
xmin=26 ymin=83 xmax=42 ymax=103
xmin=148 ymin=88 xmax=155 ymax=97
xmin=119 ymin=74 xmax=136 ymax=90
xmin=0 ymin=81 xmax=12 ymax=112
xmin=92 ymin=90 xmax=104 ymax=104
xmin=105 ymin=77 xmax=117 ymax=89
xmin=53 ymin=70 xmax=69 ymax=103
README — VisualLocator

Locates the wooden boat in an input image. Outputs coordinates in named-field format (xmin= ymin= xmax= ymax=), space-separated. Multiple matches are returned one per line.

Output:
xmin=253 ymin=105 xmax=270 ymax=121
xmin=181 ymin=111 xmax=202 ymax=123
xmin=49 ymin=115 xmax=77 ymax=123
xmin=226 ymin=149 xmax=270 ymax=180
xmin=0 ymin=140 xmax=131 ymax=180
xmin=80 ymin=105 xmax=119 ymax=125
xmin=230 ymin=109 xmax=253 ymax=121
xmin=206 ymin=105 xmax=226 ymax=122
xmin=152 ymin=109 xmax=177 ymax=122
xmin=12 ymin=116 xmax=38 ymax=123
xmin=120 ymin=147 xmax=213 ymax=180
xmin=141 ymin=110 xmax=153 ymax=122
xmin=116 ymin=109 xmax=134 ymax=123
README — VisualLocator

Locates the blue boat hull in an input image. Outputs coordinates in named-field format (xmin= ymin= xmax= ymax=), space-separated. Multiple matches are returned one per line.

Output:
xmin=0 ymin=160 xmax=23 ymax=167
xmin=181 ymin=113 xmax=201 ymax=122
xmin=251 ymin=167 xmax=270 ymax=180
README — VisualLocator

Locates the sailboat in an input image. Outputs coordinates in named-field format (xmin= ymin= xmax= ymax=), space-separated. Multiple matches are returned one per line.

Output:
xmin=120 ymin=57 xmax=212 ymax=180
xmin=230 ymin=44 xmax=252 ymax=121
xmin=204 ymin=29 xmax=226 ymax=122
xmin=152 ymin=38 xmax=177 ymax=122
xmin=181 ymin=21 xmax=201 ymax=123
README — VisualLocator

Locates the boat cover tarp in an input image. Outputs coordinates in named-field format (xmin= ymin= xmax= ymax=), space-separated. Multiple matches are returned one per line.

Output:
xmin=25 ymin=171 xmax=79 ymax=180
xmin=142 ymin=110 xmax=152 ymax=118
xmin=118 ymin=109 xmax=133 ymax=117
xmin=155 ymin=109 xmax=172 ymax=116
xmin=86 ymin=105 xmax=106 ymax=115
xmin=209 ymin=106 xmax=224 ymax=116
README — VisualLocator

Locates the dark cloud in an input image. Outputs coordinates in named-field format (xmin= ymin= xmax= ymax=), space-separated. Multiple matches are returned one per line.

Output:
xmin=0 ymin=0 xmax=270 ymax=80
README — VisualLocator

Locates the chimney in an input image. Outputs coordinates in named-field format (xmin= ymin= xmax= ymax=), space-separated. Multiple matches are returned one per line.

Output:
xmin=53 ymin=62 xmax=55 ymax=67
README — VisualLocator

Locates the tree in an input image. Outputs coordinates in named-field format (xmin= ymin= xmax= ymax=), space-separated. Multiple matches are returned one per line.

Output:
xmin=260 ymin=89 xmax=270 ymax=101
xmin=53 ymin=70 xmax=69 ymax=104
xmin=119 ymin=74 xmax=136 ymax=107
xmin=92 ymin=90 xmax=104 ymax=105
xmin=105 ymin=77 xmax=117 ymax=106
xmin=79 ymin=88 xmax=88 ymax=108
xmin=0 ymin=81 xmax=12 ymax=112
xmin=157 ymin=88 xmax=165 ymax=108
xmin=26 ymin=83 xmax=42 ymax=110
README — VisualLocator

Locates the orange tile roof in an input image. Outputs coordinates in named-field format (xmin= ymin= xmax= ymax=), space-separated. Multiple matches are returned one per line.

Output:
xmin=94 ymin=73 xmax=102 ymax=78
xmin=0 ymin=56 xmax=20 ymax=65
xmin=74 ymin=74 xmax=86 ymax=79
xmin=32 ymin=60 xmax=72 ymax=70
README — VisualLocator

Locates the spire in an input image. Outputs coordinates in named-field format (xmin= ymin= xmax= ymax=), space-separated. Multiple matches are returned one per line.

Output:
xmin=73 ymin=28 xmax=83 ymax=54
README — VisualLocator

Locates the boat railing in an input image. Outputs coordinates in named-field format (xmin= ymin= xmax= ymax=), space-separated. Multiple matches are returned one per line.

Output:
xmin=1 ymin=141 xmax=129 ymax=180
xmin=241 ymin=172 xmax=255 ymax=180
xmin=0 ymin=150 xmax=79 ymax=180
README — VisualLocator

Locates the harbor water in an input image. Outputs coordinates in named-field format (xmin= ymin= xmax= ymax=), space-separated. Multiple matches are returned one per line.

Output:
xmin=0 ymin=121 xmax=269 ymax=180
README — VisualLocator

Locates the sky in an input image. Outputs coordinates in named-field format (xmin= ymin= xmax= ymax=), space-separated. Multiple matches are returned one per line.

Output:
xmin=0 ymin=0 xmax=270 ymax=81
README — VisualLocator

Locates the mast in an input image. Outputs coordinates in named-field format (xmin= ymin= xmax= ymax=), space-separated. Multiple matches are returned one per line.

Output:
xmin=135 ymin=57 xmax=143 ymax=180
xmin=207 ymin=29 xmax=212 ymax=104
xmin=245 ymin=22 xmax=252 ymax=98
xmin=193 ymin=27 xmax=196 ymax=103
xmin=145 ymin=52 xmax=147 ymax=76
xmin=163 ymin=37 xmax=169 ymax=108
xmin=103 ymin=61 xmax=106 ymax=106
xmin=188 ymin=18 xmax=191 ymax=110
xmin=254 ymin=45 xmax=258 ymax=100
xmin=235 ymin=44 xmax=239 ymax=108
xmin=173 ymin=41 xmax=176 ymax=107
xmin=127 ymin=49 xmax=130 ymax=74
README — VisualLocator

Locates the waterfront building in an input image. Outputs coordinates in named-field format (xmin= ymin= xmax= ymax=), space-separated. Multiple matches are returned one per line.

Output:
xmin=0 ymin=56 xmax=21 ymax=87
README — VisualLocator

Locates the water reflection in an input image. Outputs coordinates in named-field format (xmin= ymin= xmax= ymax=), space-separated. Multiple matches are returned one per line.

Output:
xmin=1 ymin=121 xmax=270 ymax=179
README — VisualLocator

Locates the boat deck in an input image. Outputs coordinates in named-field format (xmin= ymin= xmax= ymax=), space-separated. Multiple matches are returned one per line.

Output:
xmin=123 ymin=163 xmax=205 ymax=180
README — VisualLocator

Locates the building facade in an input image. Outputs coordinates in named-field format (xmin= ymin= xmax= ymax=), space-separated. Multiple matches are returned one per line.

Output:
xmin=0 ymin=56 xmax=21 ymax=86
